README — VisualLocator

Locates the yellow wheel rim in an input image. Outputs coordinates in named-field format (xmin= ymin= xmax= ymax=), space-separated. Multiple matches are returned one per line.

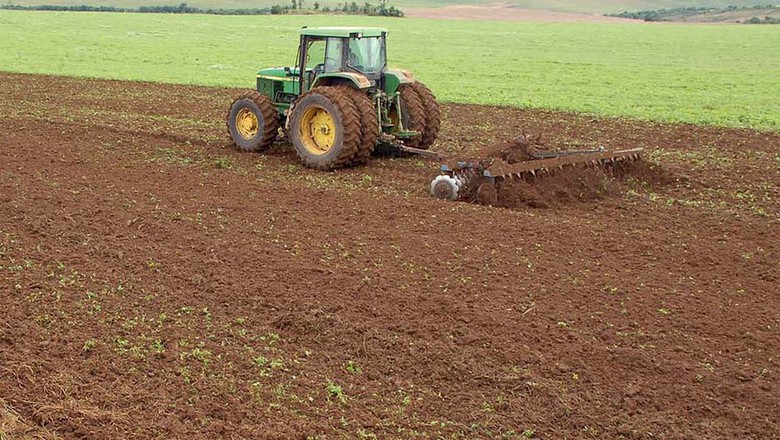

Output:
xmin=235 ymin=108 xmax=259 ymax=140
xmin=299 ymin=106 xmax=336 ymax=155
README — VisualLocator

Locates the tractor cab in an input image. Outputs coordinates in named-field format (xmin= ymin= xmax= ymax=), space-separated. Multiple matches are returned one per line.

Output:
xmin=255 ymin=27 xmax=414 ymax=109
xmin=295 ymin=27 xmax=387 ymax=92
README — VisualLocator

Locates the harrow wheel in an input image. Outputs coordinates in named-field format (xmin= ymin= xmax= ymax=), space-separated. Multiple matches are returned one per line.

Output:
xmin=226 ymin=90 xmax=279 ymax=151
xmin=288 ymin=86 xmax=362 ymax=170
xmin=410 ymin=81 xmax=441 ymax=150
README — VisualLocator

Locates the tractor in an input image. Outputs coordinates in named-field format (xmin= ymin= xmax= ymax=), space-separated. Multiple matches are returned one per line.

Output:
xmin=226 ymin=26 xmax=441 ymax=170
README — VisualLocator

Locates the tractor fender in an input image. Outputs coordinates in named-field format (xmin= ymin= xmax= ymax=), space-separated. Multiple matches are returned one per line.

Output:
xmin=312 ymin=72 xmax=371 ymax=90
xmin=383 ymin=69 xmax=415 ymax=94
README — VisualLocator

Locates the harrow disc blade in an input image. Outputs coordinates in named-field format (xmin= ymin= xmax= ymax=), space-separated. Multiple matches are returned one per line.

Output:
xmin=476 ymin=182 xmax=498 ymax=206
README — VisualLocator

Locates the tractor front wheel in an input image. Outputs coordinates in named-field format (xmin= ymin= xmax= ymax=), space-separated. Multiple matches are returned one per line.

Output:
xmin=226 ymin=91 xmax=279 ymax=151
xmin=288 ymin=86 xmax=362 ymax=170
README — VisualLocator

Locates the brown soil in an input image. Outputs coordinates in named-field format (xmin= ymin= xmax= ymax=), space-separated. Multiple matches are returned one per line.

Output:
xmin=480 ymin=134 xmax=543 ymax=163
xmin=1 ymin=72 xmax=779 ymax=439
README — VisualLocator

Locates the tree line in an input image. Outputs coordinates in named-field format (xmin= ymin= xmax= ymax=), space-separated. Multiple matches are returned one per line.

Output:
xmin=608 ymin=4 xmax=778 ymax=24
xmin=292 ymin=0 xmax=403 ymax=17
xmin=0 ymin=1 xmax=404 ymax=17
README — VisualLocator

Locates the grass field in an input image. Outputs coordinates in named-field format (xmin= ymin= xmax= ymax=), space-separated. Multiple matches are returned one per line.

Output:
xmin=1 ymin=11 xmax=778 ymax=130
xmin=5 ymin=0 xmax=773 ymax=13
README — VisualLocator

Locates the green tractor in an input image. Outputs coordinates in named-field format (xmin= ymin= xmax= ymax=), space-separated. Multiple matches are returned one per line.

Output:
xmin=226 ymin=26 xmax=441 ymax=170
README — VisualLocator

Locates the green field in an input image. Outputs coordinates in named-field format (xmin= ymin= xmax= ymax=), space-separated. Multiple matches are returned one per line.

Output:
xmin=5 ymin=0 xmax=773 ymax=14
xmin=1 ymin=11 xmax=778 ymax=130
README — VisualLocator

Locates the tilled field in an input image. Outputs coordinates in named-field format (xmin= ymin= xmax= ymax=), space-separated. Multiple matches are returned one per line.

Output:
xmin=1 ymin=73 xmax=778 ymax=439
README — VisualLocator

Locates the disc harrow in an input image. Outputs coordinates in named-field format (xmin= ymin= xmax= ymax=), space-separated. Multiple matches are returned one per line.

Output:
xmin=430 ymin=147 xmax=644 ymax=204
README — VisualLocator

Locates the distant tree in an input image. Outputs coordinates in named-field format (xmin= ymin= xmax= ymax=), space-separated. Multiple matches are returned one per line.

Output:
xmin=313 ymin=1 xmax=319 ymax=10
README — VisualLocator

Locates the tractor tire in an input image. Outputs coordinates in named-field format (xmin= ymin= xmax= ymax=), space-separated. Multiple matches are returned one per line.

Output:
xmin=226 ymin=90 xmax=279 ymax=151
xmin=334 ymin=85 xmax=379 ymax=166
xmin=410 ymin=82 xmax=441 ymax=150
xmin=395 ymin=85 xmax=427 ymax=149
xmin=288 ymin=86 xmax=362 ymax=170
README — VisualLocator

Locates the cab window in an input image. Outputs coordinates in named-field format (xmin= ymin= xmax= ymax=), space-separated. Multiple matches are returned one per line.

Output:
xmin=324 ymin=38 xmax=344 ymax=72
xmin=348 ymin=37 xmax=385 ymax=73
xmin=306 ymin=40 xmax=325 ymax=70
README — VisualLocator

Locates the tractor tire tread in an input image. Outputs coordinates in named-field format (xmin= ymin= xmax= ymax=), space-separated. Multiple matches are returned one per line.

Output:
xmin=290 ymin=86 xmax=361 ymax=170
xmin=410 ymin=82 xmax=441 ymax=150
xmin=333 ymin=85 xmax=379 ymax=166
xmin=398 ymin=85 xmax=427 ymax=149
xmin=226 ymin=90 xmax=279 ymax=151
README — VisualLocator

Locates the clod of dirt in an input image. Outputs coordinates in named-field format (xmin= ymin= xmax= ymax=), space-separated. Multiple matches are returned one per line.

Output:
xmin=494 ymin=159 xmax=671 ymax=209
xmin=480 ymin=133 xmax=546 ymax=163
xmin=496 ymin=165 xmax=616 ymax=208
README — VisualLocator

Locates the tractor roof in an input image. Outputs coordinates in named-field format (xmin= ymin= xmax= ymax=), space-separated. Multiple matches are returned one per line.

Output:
xmin=299 ymin=27 xmax=387 ymax=38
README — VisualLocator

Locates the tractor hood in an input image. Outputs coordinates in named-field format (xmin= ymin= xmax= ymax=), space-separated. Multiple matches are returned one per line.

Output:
xmin=256 ymin=67 xmax=298 ymax=80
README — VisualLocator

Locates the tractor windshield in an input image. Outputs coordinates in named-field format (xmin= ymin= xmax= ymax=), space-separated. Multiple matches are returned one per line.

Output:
xmin=347 ymin=37 xmax=386 ymax=74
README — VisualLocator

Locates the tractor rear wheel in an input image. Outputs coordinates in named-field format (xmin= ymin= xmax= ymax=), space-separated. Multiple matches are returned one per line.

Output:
xmin=393 ymin=85 xmax=427 ymax=149
xmin=226 ymin=91 xmax=279 ymax=151
xmin=288 ymin=86 xmax=362 ymax=170
xmin=410 ymin=82 xmax=441 ymax=150
xmin=334 ymin=85 xmax=379 ymax=166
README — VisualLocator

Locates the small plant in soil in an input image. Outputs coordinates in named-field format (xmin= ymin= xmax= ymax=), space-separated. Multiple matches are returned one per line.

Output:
xmin=83 ymin=339 xmax=98 ymax=352
xmin=150 ymin=339 xmax=165 ymax=354
xmin=345 ymin=360 xmax=362 ymax=374
xmin=326 ymin=380 xmax=346 ymax=403
xmin=214 ymin=157 xmax=235 ymax=169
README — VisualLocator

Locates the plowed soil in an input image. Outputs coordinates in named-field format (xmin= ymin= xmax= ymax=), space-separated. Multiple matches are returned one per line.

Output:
xmin=1 ymin=72 xmax=778 ymax=440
